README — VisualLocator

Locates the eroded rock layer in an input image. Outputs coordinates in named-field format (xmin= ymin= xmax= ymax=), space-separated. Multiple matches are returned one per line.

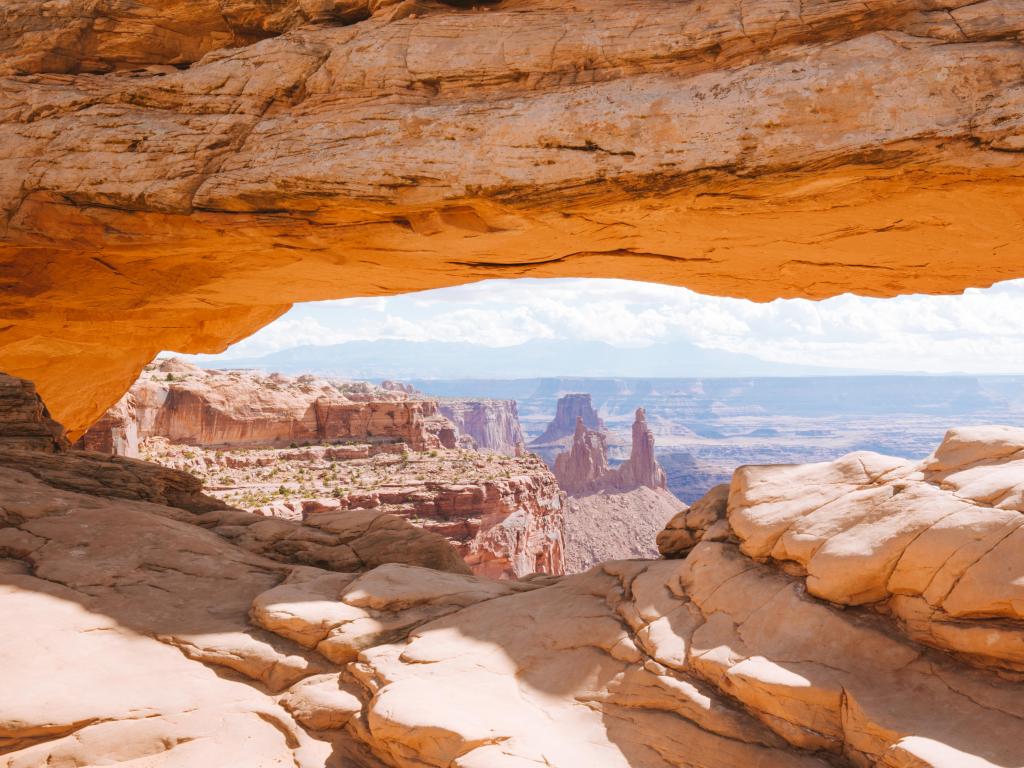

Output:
xmin=79 ymin=359 xmax=457 ymax=454
xmin=142 ymin=438 xmax=567 ymax=579
xmin=3 ymin=0 xmax=1023 ymax=436
xmin=436 ymin=399 xmax=525 ymax=456
xmin=555 ymin=408 xmax=668 ymax=496
xmin=1 ymin=379 xmax=1022 ymax=766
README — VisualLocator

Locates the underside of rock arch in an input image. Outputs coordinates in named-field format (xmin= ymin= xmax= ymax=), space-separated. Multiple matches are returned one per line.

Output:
xmin=2 ymin=0 xmax=1024 ymax=436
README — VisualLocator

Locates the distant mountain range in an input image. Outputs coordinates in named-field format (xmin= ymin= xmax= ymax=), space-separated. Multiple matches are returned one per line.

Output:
xmin=187 ymin=338 xmax=873 ymax=379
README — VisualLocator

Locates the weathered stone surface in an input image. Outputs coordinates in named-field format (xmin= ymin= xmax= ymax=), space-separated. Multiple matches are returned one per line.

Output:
xmin=719 ymin=426 xmax=1024 ymax=675
xmin=0 ymin=374 xmax=67 ymax=452
xmin=437 ymin=399 xmax=525 ymax=456
xmin=2 ymin=1 xmax=1024 ymax=437
xmin=554 ymin=408 xmax=668 ymax=496
xmin=3 ymin=423 xmax=1023 ymax=766
xmin=658 ymin=483 xmax=731 ymax=558
xmin=79 ymin=359 xmax=457 ymax=454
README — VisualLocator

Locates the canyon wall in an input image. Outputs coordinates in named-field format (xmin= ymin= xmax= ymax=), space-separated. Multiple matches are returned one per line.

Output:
xmin=149 ymin=438 xmax=567 ymax=580
xmin=533 ymin=393 xmax=605 ymax=446
xmin=80 ymin=361 xmax=565 ymax=579
xmin=79 ymin=359 xmax=457 ymax=455
xmin=437 ymin=399 xmax=525 ymax=456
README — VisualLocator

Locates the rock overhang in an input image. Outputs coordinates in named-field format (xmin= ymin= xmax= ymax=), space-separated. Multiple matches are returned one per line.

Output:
xmin=1 ymin=0 xmax=1023 ymax=436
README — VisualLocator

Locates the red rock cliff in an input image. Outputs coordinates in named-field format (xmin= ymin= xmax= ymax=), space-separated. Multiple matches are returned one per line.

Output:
xmin=554 ymin=407 xmax=667 ymax=496
xmin=79 ymin=359 xmax=457 ymax=455
xmin=438 ymin=399 xmax=525 ymax=457
xmin=532 ymin=394 xmax=605 ymax=446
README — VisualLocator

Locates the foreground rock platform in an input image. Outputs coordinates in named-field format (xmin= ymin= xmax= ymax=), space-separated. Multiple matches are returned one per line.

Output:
xmin=2 ymin=0 xmax=1023 ymax=436
xmin=2 ymin=402 xmax=1022 ymax=766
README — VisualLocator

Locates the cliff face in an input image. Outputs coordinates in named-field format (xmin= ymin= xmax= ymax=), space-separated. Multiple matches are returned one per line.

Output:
xmin=144 ymin=438 xmax=566 ymax=579
xmin=80 ymin=359 xmax=456 ymax=454
xmin=437 ymin=399 xmax=525 ymax=456
xmin=554 ymin=407 xmax=667 ymax=496
xmin=532 ymin=394 xmax=605 ymax=446
xmin=0 ymin=373 xmax=69 ymax=452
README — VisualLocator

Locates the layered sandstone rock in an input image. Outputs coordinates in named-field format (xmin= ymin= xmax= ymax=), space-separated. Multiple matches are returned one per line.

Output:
xmin=533 ymin=393 xmax=605 ymax=446
xmin=79 ymin=359 xmax=456 ymax=455
xmin=660 ymin=426 xmax=1024 ymax=677
xmin=555 ymin=408 xmax=667 ymax=496
xmin=143 ymin=438 xmax=566 ymax=579
xmin=437 ymin=399 xmax=525 ymax=456
xmin=556 ymin=408 xmax=680 ymax=571
xmin=0 ymin=374 xmax=68 ymax=452
xmin=2 ymin=381 xmax=1022 ymax=766
xmin=3 ymin=1 xmax=1024 ymax=437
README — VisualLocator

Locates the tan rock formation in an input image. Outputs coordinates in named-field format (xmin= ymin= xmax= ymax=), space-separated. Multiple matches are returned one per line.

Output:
xmin=3 ymin=1 xmax=1024 ymax=438
xmin=533 ymin=394 xmax=605 ymax=446
xmin=437 ymin=399 xmax=525 ymax=456
xmin=143 ymin=438 xmax=566 ymax=579
xmin=658 ymin=483 xmax=731 ymax=558
xmin=1 ymin=381 xmax=1022 ymax=766
xmin=555 ymin=408 xmax=667 ymax=496
xmin=661 ymin=426 xmax=1024 ymax=676
xmin=79 ymin=359 xmax=456 ymax=454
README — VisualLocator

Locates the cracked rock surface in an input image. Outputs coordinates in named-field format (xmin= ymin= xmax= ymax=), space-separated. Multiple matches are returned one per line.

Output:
xmin=2 ymin=0 xmax=1023 ymax=436
xmin=2 ymin=402 xmax=1022 ymax=765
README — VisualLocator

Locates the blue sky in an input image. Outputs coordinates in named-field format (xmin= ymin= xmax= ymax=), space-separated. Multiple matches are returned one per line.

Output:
xmin=191 ymin=278 xmax=1024 ymax=374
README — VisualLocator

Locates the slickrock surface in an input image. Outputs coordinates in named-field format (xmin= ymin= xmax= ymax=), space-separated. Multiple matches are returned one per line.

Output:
xmin=661 ymin=426 xmax=1024 ymax=677
xmin=3 ymin=0 xmax=1024 ymax=437
xmin=2 ymin=405 xmax=1023 ymax=765
xmin=437 ymin=399 xmax=525 ymax=456
xmin=79 ymin=358 xmax=457 ymax=455
xmin=142 ymin=438 xmax=566 ymax=579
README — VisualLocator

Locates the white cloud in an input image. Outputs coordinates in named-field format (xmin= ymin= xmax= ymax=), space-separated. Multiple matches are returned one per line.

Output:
xmin=187 ymin=278 xmax=1024 ymax=374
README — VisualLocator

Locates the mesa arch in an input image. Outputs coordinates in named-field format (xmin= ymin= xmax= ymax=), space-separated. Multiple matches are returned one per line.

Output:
xmin=1 ymin=0 xmax=1023 ymax=437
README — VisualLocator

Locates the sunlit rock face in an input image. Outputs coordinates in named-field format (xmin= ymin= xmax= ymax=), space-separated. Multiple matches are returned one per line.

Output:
xmin=437 ymin=399 xmax=525 ymax=456
xmin=78 ymin=358 xmax=457 ymax=454
xmin=2 ymin=0 xmax=1023 ymax=437
xmin=555 ymin=408 xmax=681 ymax=571
xmin=78 ymin=361 xmax=565 ymax=578
xmin=3 ymin=390 xmax=1022 ymax=766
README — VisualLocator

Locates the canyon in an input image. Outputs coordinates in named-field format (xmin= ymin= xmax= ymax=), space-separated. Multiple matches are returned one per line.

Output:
xmin=435 ymin=399 xmax=524 ymax=456
xmin=417 ymin=375 xmax=1024 ymax=503
xmin=2 ymin=2 xmax=1024 ymax=766
xmin=82 ymin=359 xmax=565 ymax=580
xmin=553 ymin=406 xmax=685 ymax=572
xmin=1 ymin=371 xmax=1021 ymax=767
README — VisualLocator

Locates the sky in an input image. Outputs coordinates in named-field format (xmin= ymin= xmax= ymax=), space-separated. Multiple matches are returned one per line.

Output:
xmin=188 ymin=278 xmax=1024 ymax=375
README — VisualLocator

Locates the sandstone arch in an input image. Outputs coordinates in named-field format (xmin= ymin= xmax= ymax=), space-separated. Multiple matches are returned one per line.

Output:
xmin=1 ymin=0 xmax=1023 ymax=436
